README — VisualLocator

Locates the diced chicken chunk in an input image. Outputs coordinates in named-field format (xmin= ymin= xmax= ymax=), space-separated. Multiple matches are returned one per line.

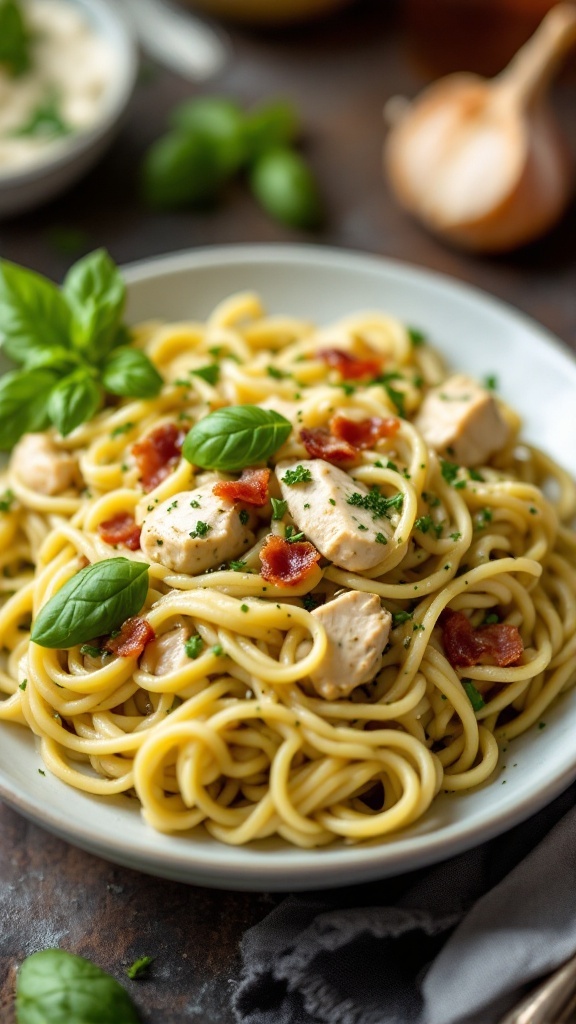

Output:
xmin=140 ymin=483 xmax=255 ymax=574
xmin=11 ymin=433 xmax=79 ymax=495
xmin=310 ymin=591 xmax=392 ymax=699
xmin=140 ymin=626 xmax=190 ymax=675
xmin=277 ymin=459 xmax=393 ymax=572
xmin=414 ymin=374 xmax=509 ymax=467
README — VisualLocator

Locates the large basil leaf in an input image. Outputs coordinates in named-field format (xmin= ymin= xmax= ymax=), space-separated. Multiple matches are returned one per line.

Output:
xmin=16 ymin=948 xmax=141 ymax=1024
xmin=0 ymin=260 xmax=71 ymax=364
xmin=182 ymin=405 xmax=292 ymax=471
xmin=0 ymin=368 xmax=57 ymax=450
xmin=102 ymin=346 xmax=163 ymax=398
xmin=47 ymin=369 xmax=102 ymax=437
xmin=31 ymin=557 xmax=150 ymax=649
xmin=63 ymin=249 xmax=126 ymax=359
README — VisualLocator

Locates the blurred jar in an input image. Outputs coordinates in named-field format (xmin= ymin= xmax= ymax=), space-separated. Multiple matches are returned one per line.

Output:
xmin=403 ymin=0 xmax=562 ymax=77
xmin=178 ymin=0 xmax=355 ymax=26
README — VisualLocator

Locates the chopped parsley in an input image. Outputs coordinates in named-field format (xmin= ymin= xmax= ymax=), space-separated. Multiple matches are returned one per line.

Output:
xmin=266 ymin=366 xmax=288 ymax=379
xmin=346 ymin=488 xmax=403 ymax=519
xmin=229 ymin=559 xmax=248 ymax=572
xmin=185 ymin=635 xmax=204 ymax=659
xmin=462 ymin=680 xmax=485 ymax=711
xmin=408 ymin=326 xmax=426 ymax=347
xmin=111 ymin=422 xmax=136 ymax=438
xmin=422 ymin=491 xmax=440 ymax=508
xmin=190 ymin=498 xmax=201 ymax=508
xmin=302 ymin=593 xmax=321 ymax=611
xmin=468 ymin=468 xmax=484 ymax=482
xmin=191 ymin=364 xmax=220 ymax=385
xmin=240 ymin=603 xmax=249 ymax=613
xmin=0 ymin=489 xmax=15 ymax=513
xmin=239 ymin=509 xmax=250 ymax=525
xmin=211 ymin=644 xmax=224 ymax=656
xmin=375 ymin=532 xmax=388 ymax=545
xmin=440 ymin=459 xmax=460 ymax=485
xmin=281 ymin=465 xmax=312 ymax=485
xmin=189 ymin=520 xmax=211 ymax=539
xmin=392 ymin=611 xmax=412 ymax=626
xmin=484 ymin=612 xmax=499 ymax=624
xmin=80 ymin=644 xmax=103 ymax=658
xmin=483 ymin=374 xmax=498 ymax=391
xmin=450 ymin=532 xmax=462 ymax=541
xmin=18 ymin=679 xmax=27 ymax=691
xmin=415 ymin=514 xmax=434 ymax=534
xmin=271 ymin=497 xmax=288 ymax=520
xmin=328 ymin=498 xmax=336 ymax=506
xmin=285 ymin=524 xmax=305 ymax=543
xmin=126 ymin=956 xmax=154 ymax=980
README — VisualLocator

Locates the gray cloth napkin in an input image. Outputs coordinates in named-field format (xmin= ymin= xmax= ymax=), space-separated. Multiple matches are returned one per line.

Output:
xmin=233 ymin=785 xmax=576 ymax=1024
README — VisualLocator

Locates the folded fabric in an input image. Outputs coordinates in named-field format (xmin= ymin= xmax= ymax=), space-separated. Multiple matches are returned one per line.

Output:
xmin=233 ymin=784 xmax=576 ymax=1024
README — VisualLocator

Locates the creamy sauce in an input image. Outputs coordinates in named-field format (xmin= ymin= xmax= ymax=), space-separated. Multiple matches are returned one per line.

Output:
xmin=0 ymin=0 xmax=115 ymax=175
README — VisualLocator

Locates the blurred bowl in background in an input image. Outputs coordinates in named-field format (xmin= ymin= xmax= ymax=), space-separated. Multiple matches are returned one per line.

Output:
xmin=179 ymin=0 xmax=354 ymax=27
xmin=0 ymin=0 xmax=137 ymax=220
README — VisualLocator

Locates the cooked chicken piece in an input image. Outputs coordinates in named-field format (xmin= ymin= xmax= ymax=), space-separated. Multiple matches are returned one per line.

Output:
xmin=310 ymin=590 xmax=392 ymax=699
xmin=140 ymin=626 xmax=190 ymax=675
xmin=414 ymin=374 xmax=509 ymax=467
xmin=11 ymin=433 xmax=79 ymax=495
xmin=140 ymin=483 xmax=255 ymax=574
xmin=276 ymin=459 xmax=393 ymax=572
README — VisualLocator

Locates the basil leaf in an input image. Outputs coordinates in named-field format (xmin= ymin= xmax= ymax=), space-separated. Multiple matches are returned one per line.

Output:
xmin=63 ymin=248 xmax=126 ymax=359
xmin=183 ymin=405 xmax=291 ymax=471
xmin=0 ymin=368 xmax=57 ymax=450
xmin=47 ymin=369 xmax=102 ymax=437
xmin=102 ymin=346 xmax=163 ymax=398
xmin=16 ymin=948 xmax=141 ymax=1024
xmin=31 ymin=557 xmax=149 ymax=649
xmin=0 ymin=260 xmax=71 ymax=364
xmin=0 ymin=0 xmax=30 ymax=77
xmin=23 ymin=345 xmax=81 ymax=375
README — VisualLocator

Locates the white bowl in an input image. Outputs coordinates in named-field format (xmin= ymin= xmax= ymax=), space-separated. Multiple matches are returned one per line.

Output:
xmin=0 ymin=0 xmax=137 ymax=219
xmin=1 ymin=244 xmax=576 ymax=891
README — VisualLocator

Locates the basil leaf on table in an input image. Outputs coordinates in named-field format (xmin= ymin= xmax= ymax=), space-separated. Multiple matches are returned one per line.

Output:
xmin=0 ymin=369 xmax=57 ymax=450
xmin=183 ymin=405 xmax=292 ymax=471
xmin=102 ymin=346 xmax=163 ymax=398
xmin=30 ymin=557 xmax=150 ymax=649
xmin=63 ymin=248 xmax=126 ymax=358
xmin=16 ymin=948 xmax=141 ymax=1024
xmin=47 ymin=369 xmax=102 ymax=437
xmin=0 ymin=260 xmax=71 ymax=364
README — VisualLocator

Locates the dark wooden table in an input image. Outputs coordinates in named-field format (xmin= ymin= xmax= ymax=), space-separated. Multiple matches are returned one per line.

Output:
xmin=0 ymin=3 xmax=575 ymax=1021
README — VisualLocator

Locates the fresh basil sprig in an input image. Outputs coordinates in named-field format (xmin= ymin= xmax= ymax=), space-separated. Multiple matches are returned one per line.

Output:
xmin=16 ymin=948 xmax=141 ymax=1024
xmin=0 ymin=0 xmax=30 ymax=77
xmin=182 ymin=405 xmax=292 ymax=471
xmin=0 ymin=249 xmax=163 ymax=448
xmin=30 ymin=557 xmax=150 ymax=650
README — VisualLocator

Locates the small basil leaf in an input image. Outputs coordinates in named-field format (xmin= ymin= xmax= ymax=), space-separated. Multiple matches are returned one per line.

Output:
xmin=170 ymin=96 xmax=246 ymax=176
xmin=30 ymin=557 xmax=150 ymax=649
xmin=141 ymin=129 xmax=224 ymax=210
xmin=183 ymin=405 xmax=291 ymax=471
xmin=63 ymin=248 xmax=126 ymax=359
xmin=0 ymin=259 xmax=71 ymax=364
xmin=24 ymin=345 xmax=81 ymax=374
xmin=0 ymin=368 xmax=57 ymax=450
xmin=47 ymin=370 xmax=102 ymax=437
xmin=0 ymin=0 xmax=30 ymax=77
xmin=243 ymin=100 xmax=299 ymax=164
xmin=16 ymin=948 xmax=141 ymax=1024
xmin=102 ymin=346 xmax=163 ymax=398
xmin=249 ymin=148 xmax=323 ymax=229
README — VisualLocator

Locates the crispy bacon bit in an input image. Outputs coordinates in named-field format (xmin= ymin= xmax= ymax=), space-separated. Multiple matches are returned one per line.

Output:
xmin=318 ymin=348 xmax=382 ymax=380
xmin=132 ymin=423 xmax=185 ymax=492
xmin=330 ymin=414 xmax=400 ymax=449
xmin=300 ymin=427 xmax=358 ymax=465
xmin=441 ymin=609 xmax=524 ymax=668
xmin=213 ymin=468 xmax=270 ymax=507
xmin=104 ymin=616 xmax=155 ymax=659
xmin=259 ymin=534 xmax=321 ymax=587
xmin=98 ymin=512 xmax=141 ymax=551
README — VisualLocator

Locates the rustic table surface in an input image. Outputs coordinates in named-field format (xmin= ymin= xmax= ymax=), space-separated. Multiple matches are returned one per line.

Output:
xmin=0 ymin=2 xmax=575 ymax=1021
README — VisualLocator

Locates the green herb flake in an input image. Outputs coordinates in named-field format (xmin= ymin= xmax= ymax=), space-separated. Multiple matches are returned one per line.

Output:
xmin=189 ymin=520 xmax=211 ymax=539
xmin=281 ymin=465 xmax=312 ymax=485
xmin=18 ymin=678 xmax=27 ymax=690
xmin=229 ymin=559 xmax=248 ymax=572
xmin=266 ymin=365 xmax=288 ymax=379
xmin=240 ymin=603 xmax=249 ymax=613
xmin=484 ymin=612 xmax=500 ymax=624
xmin=239 ymin=509 xmax=250 ymax=525
xmin=126 ymin=955 xmax=154 ymax=980
xmin=185 ymin=635 xmax=204 ymax=659
xmin=285 ymin=524 xmax=305 ymax=543
xmin=440 ymin=459 xmax=460 ymax=485
xmin=392 ymin=611 xmax=412 ymax=626
xmin=484 ymin=374 xmax=498 ymax=391
xmin=375 ymin=533 xmax=388 ymax=545
xmin=408 ymin=326 xmax=426 ymax=347
xmin=271 ymin=497 xmax=288 ymax=520
xmin=0 ymin=488 xmax=15 ymax=512
xmin=211 ymin=643 xmax=224 ymax=656
xmin=415 ymin=514 xmax=434 ymax=534
xmin=80 ymin=644 xmax=103 ymax=658
xmin=463 ymin=680 xmax=485 ymax=711
xmin=111 ymin=422 xmax=135 ymax=438
xmin=538 ymin=721 xmax=547 ymax=730
xmin=191 ymin=363 xmax=220 ymax=386
xmin=346 ymin=488 xmax=403 ymax=519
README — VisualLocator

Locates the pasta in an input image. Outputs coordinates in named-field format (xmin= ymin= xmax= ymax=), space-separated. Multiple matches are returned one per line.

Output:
xmin=1 ymin=291 xmax=575 ymax=849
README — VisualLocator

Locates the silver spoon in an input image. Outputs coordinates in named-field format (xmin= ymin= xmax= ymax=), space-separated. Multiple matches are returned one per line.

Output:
xmin=118 ymin=0 xmax=229 ymax=81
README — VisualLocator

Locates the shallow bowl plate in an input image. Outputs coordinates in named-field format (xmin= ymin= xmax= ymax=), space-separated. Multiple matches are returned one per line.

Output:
xmin=1 ymin=244 xmax=575 ymax=891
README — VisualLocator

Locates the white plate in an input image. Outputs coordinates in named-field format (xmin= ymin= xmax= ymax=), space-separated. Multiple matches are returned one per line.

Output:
xmin=1 ymin=244 xmax=575 ymax=891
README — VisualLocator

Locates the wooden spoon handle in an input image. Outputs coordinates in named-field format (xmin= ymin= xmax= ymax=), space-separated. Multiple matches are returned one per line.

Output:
xmin=496 ymin=3 xmax=576 ymax=106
